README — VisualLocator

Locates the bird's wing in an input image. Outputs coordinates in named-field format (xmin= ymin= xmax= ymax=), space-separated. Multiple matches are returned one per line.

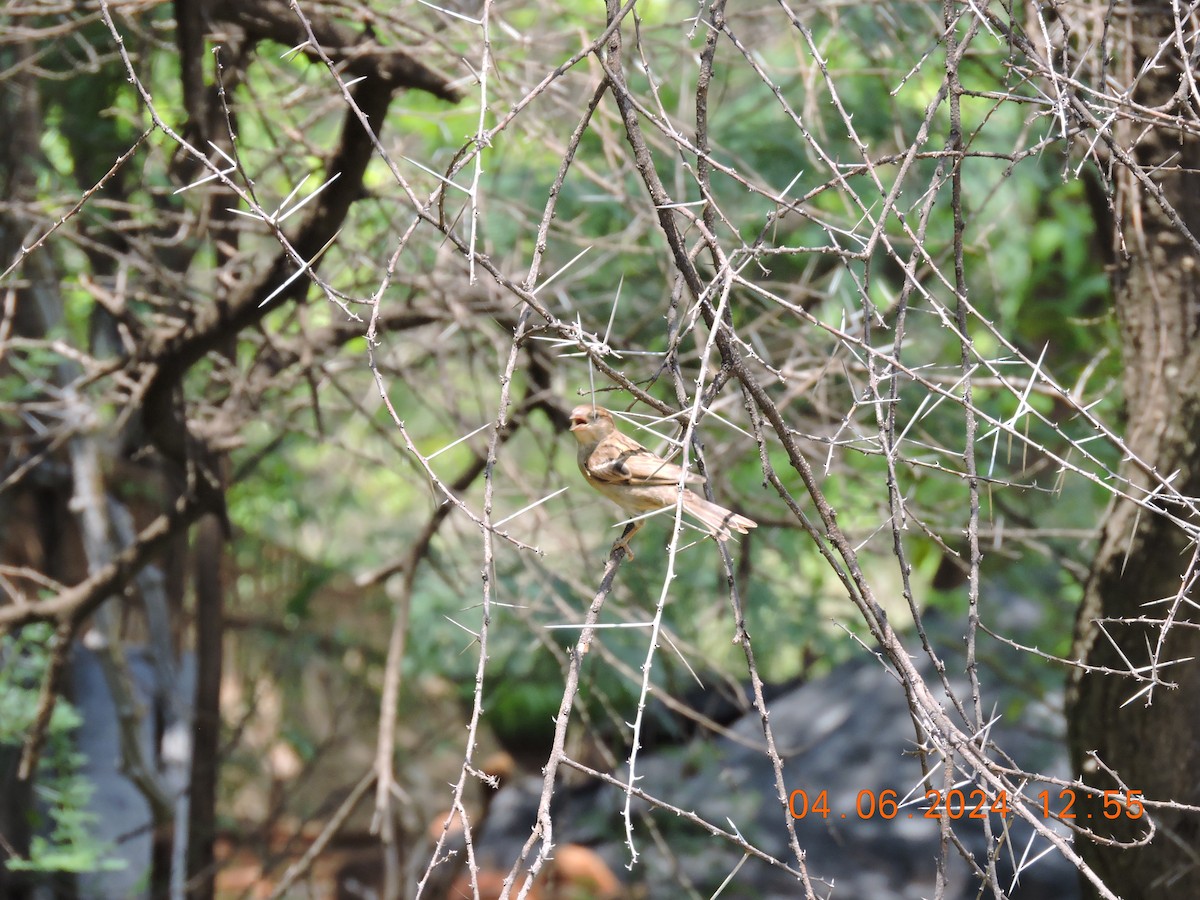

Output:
xmin=585 ymin=444 xmax=705 ymax=487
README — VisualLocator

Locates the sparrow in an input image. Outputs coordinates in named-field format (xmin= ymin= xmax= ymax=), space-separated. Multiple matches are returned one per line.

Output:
xmin=569 ymin=404 xmax=756 ymax=558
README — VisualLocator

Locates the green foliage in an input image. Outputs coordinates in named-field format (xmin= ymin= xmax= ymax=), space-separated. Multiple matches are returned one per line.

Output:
xmin=0 ymin=628 xmax=81 ymax=745
xmin=5 ymin=4 xmax=1166 ymax=897
xmin=0 ymin=346 xmax=67 ymax=421
xmin=196 ymin=0 xmax=1117 ymax=726
xmin=0 ymin=626 xmax=125 ymax=875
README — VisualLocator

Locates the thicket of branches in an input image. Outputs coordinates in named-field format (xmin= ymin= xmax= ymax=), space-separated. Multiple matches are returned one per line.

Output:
xmin=3 ymin=1 xmax=1199 ymax=898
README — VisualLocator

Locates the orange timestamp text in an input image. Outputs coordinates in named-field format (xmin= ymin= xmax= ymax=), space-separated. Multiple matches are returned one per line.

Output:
xmin=788 ymin=788 xmax=1145 ymax=821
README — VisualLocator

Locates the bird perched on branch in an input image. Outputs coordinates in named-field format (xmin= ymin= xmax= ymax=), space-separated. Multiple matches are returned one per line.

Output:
xmin=569 ymin=404 xmax=756 ymax=558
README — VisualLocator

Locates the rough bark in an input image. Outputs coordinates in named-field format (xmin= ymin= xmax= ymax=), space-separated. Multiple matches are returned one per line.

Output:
xmin=186 ymin=516 xmax=225 ymax=900
xmin=1067 ymin=4 xmax=1200 ymax=896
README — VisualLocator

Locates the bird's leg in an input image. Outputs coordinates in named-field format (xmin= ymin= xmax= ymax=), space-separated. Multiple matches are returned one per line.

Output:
xmin=611 ymin=520 xmax=642 ymax=560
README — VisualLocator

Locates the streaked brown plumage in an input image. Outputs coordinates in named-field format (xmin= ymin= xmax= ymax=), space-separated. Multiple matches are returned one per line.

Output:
xmin=569 ymin=404 xmax=756 ymax=558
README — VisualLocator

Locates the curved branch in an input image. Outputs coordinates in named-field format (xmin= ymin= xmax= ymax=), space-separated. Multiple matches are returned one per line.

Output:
xmin=0 ymin=492 xmax=202 ymax=634
xmin=210 ymin=0 xmax=462 ymax=103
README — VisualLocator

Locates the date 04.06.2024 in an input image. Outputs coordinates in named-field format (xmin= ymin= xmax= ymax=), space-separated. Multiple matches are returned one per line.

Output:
xmin=788 ymin=788 xmax=1145 ymax=821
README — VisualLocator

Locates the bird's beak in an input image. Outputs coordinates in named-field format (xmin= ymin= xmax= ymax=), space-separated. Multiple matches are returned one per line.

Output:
xmin=569 ymin=415 xmax=587 ymax=431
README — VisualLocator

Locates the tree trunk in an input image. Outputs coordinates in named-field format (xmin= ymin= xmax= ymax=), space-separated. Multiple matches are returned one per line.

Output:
xmin=1067 ymin=4 xmax=1200 ymax=897
xmin=186 ymin=516 xmax=226 ymax=900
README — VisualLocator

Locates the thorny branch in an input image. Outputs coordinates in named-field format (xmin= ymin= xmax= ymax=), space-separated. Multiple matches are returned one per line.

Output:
xmin=4 ymin=1 xmax=1200 ymax=898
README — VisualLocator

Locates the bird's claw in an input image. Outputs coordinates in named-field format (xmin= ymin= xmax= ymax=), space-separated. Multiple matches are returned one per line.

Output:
xmin=611 ymin=537 xmax=635 ymax=560
xmin=610 ymin=521 xmax=641 ymax=560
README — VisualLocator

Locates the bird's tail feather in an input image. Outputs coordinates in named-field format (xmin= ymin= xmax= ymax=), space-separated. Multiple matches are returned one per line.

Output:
xmin=683 ymin=492 xmax=756 ymax=540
